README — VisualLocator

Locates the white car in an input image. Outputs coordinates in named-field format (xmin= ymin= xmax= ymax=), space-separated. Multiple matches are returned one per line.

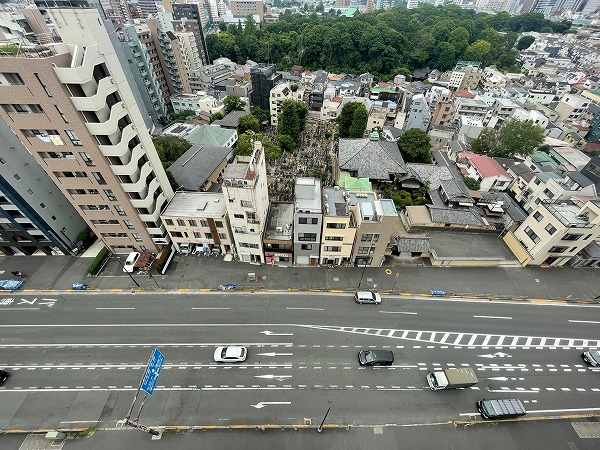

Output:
xmin=122 ymin=251 xmax=140 ymax=273
xmin=354 ymin=291 xmax=382 ymax=304
xmin=213 ymin=346 xmax=247 ymax=363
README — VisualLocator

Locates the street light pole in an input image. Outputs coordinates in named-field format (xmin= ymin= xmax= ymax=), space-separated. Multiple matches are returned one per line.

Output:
xmin=113 ymin=253 xmax=141 ymax=288
xmin=357 ymin=239 xmax=375 ymax=290
xmin=317 ymin=399 xmax=332 ymax=433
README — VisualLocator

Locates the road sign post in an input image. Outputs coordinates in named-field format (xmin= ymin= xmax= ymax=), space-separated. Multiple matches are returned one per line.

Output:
xmin=124 ymin=348 xmax=165 ymax=436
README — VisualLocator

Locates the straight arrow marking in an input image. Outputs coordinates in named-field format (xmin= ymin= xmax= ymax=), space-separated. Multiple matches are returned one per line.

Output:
xmin=261 ymin=331 xmax=293 ymax=336
xmin=251 ymin=401 xmax=292 ymax=409
xmin=255 ymin=374 xmax=292 ymax=380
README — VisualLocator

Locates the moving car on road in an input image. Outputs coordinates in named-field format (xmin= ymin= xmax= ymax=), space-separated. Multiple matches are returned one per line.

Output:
xmin=476 ymin=398 xmax=526 ymax=419
xmin=122 ymin=251 xmax=140 ymax=273
xmin=354 ymin=291 xmax=382 ymax=304
xmin=358 ymin=350 xmax=394 ymax=366
xmin=582 ymin=350 xmax=600 ymax=367
xmin=0 ymin=369 xmax=10 ymax=386
xmin=214 ymin=346 xmax=248 ymax=363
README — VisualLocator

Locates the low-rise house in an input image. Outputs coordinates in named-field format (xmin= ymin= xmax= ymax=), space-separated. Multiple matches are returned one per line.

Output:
xmin=457 ymin=152 xmax=514 ymax=192
xmin=185 ymin=124 xmax=238 ymax=148
xmin=168 ymin=145 xmax=232 ymax=192
xmin=161 ymin=192 xmax=234 ymax=255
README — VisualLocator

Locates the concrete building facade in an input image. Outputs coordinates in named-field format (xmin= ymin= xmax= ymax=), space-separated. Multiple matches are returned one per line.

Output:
xmin=320 ymin=187 xmax=356 ymax=265
xmin=293 ymin=178 xmax=322 ymax=266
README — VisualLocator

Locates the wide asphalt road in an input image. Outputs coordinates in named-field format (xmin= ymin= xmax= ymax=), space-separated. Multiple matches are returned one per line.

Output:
xmin=0 ymin=291 xmax=598 ymax=430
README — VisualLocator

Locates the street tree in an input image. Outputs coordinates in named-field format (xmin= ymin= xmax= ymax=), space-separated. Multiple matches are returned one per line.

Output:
xmin=397 ymin=128 xmax=432 ymax=163
xmin=224 ymin=95 xmax=246 ymax=114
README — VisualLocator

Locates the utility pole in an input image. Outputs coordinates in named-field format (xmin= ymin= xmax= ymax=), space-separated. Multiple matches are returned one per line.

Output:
xmin=317 ymin=399 xmax=332 ymax=432
xmin=113 ymin=253 xmax=141 ymax=288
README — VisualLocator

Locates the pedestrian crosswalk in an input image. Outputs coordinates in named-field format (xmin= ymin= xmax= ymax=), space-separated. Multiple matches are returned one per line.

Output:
xmin=303 ymin=325 xmax=600 ymax=349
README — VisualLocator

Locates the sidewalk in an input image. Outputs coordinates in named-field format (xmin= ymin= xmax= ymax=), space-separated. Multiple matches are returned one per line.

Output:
xmin=1 ymin=252 xmax=599 ymax=301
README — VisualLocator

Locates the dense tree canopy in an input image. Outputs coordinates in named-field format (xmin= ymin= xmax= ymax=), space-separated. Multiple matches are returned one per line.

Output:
xmin=153 ymin=136 xmax=192 ymax=168
xmin=207 ymin=5 xmax=570 ymax=78
xmin=224 ymin=95 xmax=246 ymax=114
xmin=277 ymin=99 xmax=308 ymax=142
xmin=338 ymin=102 xmax=369 ymax=138
xmin=397 ymin=128 xmax=432 ymax=163
xmin=239 ymin=114 xmax=260 ymax=133
xmin=470 ymin=118 xmax=545 ymax=158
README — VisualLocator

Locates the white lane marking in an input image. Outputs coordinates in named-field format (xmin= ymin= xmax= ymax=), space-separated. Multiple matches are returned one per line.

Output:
xmin=285 ymin=307 xmax=324 ymax=311
xmin=261 ymin=331 xmax=293 ymax=336
xmin=191 ymin=308 xmax=231 ymax=310
xmin=473 ymin=315 xmax=512 ymax=320
xmin=0 ymin=342 xmax=293 ymax=348
xmin=379 ymin=311 xmax=417 ymax=315
xmin=3 ymin=363 xmax=291 ymax=369
xmin=256 ymin=352 xmax=293 ymax=357
xmin=569 ymin=320 xmax=600 ymax=324
xmin=486 ymin=389 xmax=539 ymax=393
xmin=96 ymin=307 xmax=135 ymax=310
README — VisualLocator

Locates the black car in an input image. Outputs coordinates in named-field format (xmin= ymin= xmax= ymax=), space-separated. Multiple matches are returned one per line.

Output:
xmin=358 ymin=350 xmax=394 ymax=366
xmin=0 ymin=370 xmax=10 ymax=386
xmin=582 ymin=350 xmax=600 ymax=367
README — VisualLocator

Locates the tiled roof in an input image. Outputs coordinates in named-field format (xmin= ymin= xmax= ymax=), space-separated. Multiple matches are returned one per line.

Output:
xmin=338 ymin=138 xmax=407 ymax=180
xmin=427 ymin=205 xmax=485 ymax=226
xmin=460 ymin=152 xmax=512 ymax=179
xmin=396 ymin=237 xmax=431 ymax=253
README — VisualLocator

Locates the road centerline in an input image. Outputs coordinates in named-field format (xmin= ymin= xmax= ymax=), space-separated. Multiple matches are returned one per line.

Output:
xmin=473 ymin=315 xmax=512 ymax=320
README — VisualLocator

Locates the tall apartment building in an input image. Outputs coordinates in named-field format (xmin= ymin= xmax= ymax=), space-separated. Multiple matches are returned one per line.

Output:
xmin=251 ymin=64 xmax=281 ymax=111
xmin=230 ymin=0 xmax=264 ymax=23
xmin=504 ymin=200 xmax=600 ymax=266
xmin=348 ymin=192 xmax=398 ymax=267
xmin=0 ymin=8 xmax=174 ymax=254
xmin=137 ymin=0 xmax=158 ymax=18
xmin=0 ymin=118 xmax=88 ymax=256
xmin=172 ymin=3 xmax=209 ymax=66
xmin=403 ymin=94 xmax=431 ymax=132
xmin=120 ymin=24 xmax=169 ymax=125
xmin=223 ymin=140 xmax=269 ymax=264
xmin=293 ymin=178 xmax=322 ymax=266
xmin=320 ymin=187 xmax=356 ymax=265
xmin=269 ymin=82 xmax=305 ymax=126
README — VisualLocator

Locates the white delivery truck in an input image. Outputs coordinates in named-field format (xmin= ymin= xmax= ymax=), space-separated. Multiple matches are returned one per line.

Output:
xmin=427 ymin=367 xmax=478 ymax=390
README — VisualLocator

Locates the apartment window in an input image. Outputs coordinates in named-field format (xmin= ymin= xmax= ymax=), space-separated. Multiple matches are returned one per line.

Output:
xmin=177 ymin=219 xmax=185 ymax=226
xmin=83 ymin=204 xmax=109 ymax=211
xmin=34 ymin=73 xmax=52 ymax=96
xmin=193 ymin=232 xmax=202 ymax=238
xmin=544 ymin=223 xmax=556 ymax=235
xmin=92 ymin=172 xmax=107 ymax=185
xmin=325 ymin=236 xmax=343 ymax=241
xmin=311 ymin=217 xmax=318 ymax=224
xmin=133 ymin=233 xmax=143 ymax=242
xmin=215 ymin=221 xmax=223 ymax=228
xmin=563 ymin=233 xmax=581 ymax=241
xmin=533 ymin=178 xmax=540 ymax=185
xmin=218 ymin=233 xmax=227 ymax=239
xmin=79 ymin=152 xmax=95 ymax=166
xmin=104 ymin=189 xmax=117 ymax=201
xmin=114 ymin=205 xmax=126 ymax=216
xmin=55 ymin=105 xmax=69 ymax=123
xmin=324 ymin=246 xmax=341 ymax=252
xmin=164 ymin=219 xmax=174 ymax=225
xmin=299 ymin=218 xmax=307 ymax=224
xmin=533 ymin=212 xmax=543 ymax=222
xmin=14 ymin=174 xmax=21 ymax=181
xmin=584 ymin=234 xmax=593 ymax=240
xmin=298 ymin=233 xmax=317 ymax=241
xmin=234 ymin=214 xmax=244 ymax=219
xmin=27 ymin=189 xmax=34 ymax=196
xmin=2 ymin=72 xmax=24 ymax=85
xmin=40 ymin=203 xmax=46 ymax=209
xmin=548 ymin=246 xmax=568 ymax=253
xmin=361 ymin=233 xmax=380 ymax=242
xmin=542 ymin=188 xmax=553 ymax=198
xmin=124 ymin=220 xmax=135 ymax=229
xmin=327 ymin=223 xmax=345 ymax=229
xmin=241 ymin=200 xmax=253 ymax=208
xmin=188 ymin=220 xmax=197 ymax=227
xmin=205 ymin=233 xmax=212 ymax=239
xmin=200 ymin=219 xmax=209 ymax=227
xmin=524 ymin=226 xmax=540 ymax=244
xmin=0 ymin=157 xmax=5 ymax=165
xmin=357 ymin=246 xmax=371 ymax=255
xmin=301 ymin=244 xmax=312 ymax=250
xmin=54 ymin=171 xmax=87 ymax=178
xmin=66 ymin=130 xmax=82 ymax=146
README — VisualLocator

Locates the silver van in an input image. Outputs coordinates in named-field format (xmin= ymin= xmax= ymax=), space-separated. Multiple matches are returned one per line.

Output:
xmin=354 ymin=291 xmax=382 ymax=304
xmin=477 ymin=398 xmax=526 ymax=419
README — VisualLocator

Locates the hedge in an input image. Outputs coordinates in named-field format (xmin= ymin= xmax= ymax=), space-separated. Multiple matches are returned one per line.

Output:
xmin=87 ymin=247 xmax=110 ymax=276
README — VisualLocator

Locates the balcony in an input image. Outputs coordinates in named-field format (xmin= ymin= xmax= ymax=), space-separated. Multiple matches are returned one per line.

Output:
xmin=110 ymin=143 xmax=145 ymax=176
xmin=71 ymin=76 xmax=118 ymax=111
xmin=54 ymin=45 xmax=102 ymax=85
xmin=86 ymin=102 xmax=128 ymax=136
xmin=130 ymin=178 xmax=161 ymax=209
xmin=121 ymin=161 xmax=152 ymax=193
xmin=99 ymin=123 xmax=136 ymax=158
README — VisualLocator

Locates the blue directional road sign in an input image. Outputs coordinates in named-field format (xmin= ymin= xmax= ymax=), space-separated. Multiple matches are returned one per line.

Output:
xmin=141 ymin=348 xmax=165 ymax=395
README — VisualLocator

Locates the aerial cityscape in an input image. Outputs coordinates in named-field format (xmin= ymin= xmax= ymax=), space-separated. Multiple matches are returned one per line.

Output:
xmin=0 ymin=0 xmax=599 ymax=448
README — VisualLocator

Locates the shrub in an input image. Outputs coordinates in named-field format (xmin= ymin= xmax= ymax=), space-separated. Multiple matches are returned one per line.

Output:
xmin=87 ymin=247 xmax=109 ymax=276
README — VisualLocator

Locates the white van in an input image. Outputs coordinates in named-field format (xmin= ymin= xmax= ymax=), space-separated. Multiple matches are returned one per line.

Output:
xmin=179 ymin=243 xmax=191 ymax=255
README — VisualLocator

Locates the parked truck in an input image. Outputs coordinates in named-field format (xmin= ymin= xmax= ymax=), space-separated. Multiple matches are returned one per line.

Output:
xmin=427 ymin=367 xmax=478 ymax=390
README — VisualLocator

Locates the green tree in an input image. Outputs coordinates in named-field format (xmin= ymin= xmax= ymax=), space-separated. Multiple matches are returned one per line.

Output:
xmin=463 ymin=176 xmax=481 ymax=190
xmin=516 ymin=35 xmax=535 ymax=50
xmin=234 ymin=133 xmax=253 ymax=156
xmin=464 ymin=39 xmax=492 ymax=64
xmin=251 ymin=107 xmax=270 ymax=125
xmin=277 ymin=133 xmax=296 ymax=152
xmin=471 ymin=119 xmax=544 ymax=158
xmin=397 ymin=128 xmax=432 ymax=163
xmin=153 ymin=136 xmax=192 ymax=167
xmin=277 ymin=99 xmax=308 ymax=142
xmin=337 ymin=102 xmax=359 ymax=138
xmin=264 ymin=140 xmax=283 ymax=160
xmin=211 ymin=112 xmax=224 ymax=123
xmin=239 ymin=114 xmax=260 ymax=133
xmin=315 ymin=1 xmax=324 ymax=12
xmin=469 ymin=128 xmax=498 ymax=155
xmin=224 ymin=95 xmax=246 ymax=114
xmin=172 ymin=109 xmax=195 ymax=121
xmin=349 ymin=104 xmax=368 ymax=138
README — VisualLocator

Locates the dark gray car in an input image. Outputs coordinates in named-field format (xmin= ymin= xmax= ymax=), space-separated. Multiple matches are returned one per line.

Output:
xmin=358 ymin=350 xmax=394 ymax=366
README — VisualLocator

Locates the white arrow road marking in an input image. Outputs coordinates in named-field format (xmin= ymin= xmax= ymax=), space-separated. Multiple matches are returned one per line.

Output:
xmin=251 ymin=401 xmax=292 ymax=409
xmin=255 ymin=374 xmax=293 ymax=381
xmin=256 ymin=352 xmax=293 ymax=356
xmin=478 ymin=352 xmax=512 ymax=358
xmin=261 ymin=331 xmax=293 ymax=336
